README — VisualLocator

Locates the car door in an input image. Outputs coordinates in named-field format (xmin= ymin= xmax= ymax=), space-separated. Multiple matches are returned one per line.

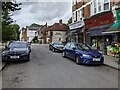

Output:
xmin=69 ymin=43 xmax=76 ymax=59
xmin=64 ymin=43 xmax=71 ymax=57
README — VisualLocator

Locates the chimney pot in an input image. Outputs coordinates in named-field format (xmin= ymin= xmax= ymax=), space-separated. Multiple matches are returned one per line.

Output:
xmin=59 ymin=19 xmax=62 ymax=24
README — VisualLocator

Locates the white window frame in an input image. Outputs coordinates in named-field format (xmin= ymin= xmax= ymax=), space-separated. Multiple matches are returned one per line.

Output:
xmin=91 ymin=0 xmax=110 ymax=16
xmin=72 ymin=11 xmax=76 ymax=22
xmin=103 ymin=0 xmax=110 ymax=11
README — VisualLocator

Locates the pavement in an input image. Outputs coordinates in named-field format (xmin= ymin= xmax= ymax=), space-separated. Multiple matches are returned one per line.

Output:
xmin=0 ymin=45 xmax=6 ymax=71
xmin=104 ymin=55 xmax=119 ymax=70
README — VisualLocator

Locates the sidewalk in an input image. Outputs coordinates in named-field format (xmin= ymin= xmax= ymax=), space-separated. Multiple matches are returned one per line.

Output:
xmin=104 ymin=55 xmax=119 ymax=69
xmin=0 ymin=45 xmax=6 ymax=71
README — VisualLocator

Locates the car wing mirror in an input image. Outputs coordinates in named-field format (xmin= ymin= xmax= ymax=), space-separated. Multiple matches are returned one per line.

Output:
xmin=5 ymin=45 xmax=7 ymax=48
xmin=5 ymin=45 xmax=10 ymax=50
xmin=72 ymin=47 xmax=76 ymax=50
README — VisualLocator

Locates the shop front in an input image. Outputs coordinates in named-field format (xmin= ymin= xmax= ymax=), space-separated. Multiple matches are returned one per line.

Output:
xmin=102 ymin=6 xmax=120 ymax=56
xmin=69 ymin=20 xmax=85 ymax=43
xmin=84 ymin=11 xmax=114 ymax=53
xmin=88 ymin=24 xmax=114 ymax=52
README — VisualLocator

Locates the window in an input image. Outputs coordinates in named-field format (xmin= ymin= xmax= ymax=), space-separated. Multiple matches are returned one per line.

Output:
xmin=104 ymin=3 xmax=109 ymax=10
xmin=77 ymin=10 xmax=80 ymax=21
xmin=65 ymin=43 xmax=71 ymax=48
xmin=98 ymin=1 xmax=102 ymax=12
xmin=93 ymin=0 xmax=97 ymax=14
xmin=91 ymin=0 xmax=110 ymax=15
xmin=70 ymin=43 xmax=76 ymax=48
xmin=104 ymin=0 xmax=108 ymax=3
xmin=73 ymin=12 xmax=77 ymax=22
xmin=72 ymin=13 xmax=75 ymax=22
xmin=94 ymin=7 xmax=97 ymax=14
xmin=104 ymin=0 xmax=109 ymax=11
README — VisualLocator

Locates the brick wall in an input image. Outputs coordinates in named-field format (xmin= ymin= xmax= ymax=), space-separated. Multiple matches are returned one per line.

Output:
xmin=84 ymin=11 xmax=114 ymax=29
xmin=83 ymin=4 xmax=91 ymax=18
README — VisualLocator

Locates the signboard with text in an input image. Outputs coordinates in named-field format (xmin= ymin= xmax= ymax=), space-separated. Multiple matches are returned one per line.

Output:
xmin=69 ymin=20 xmax=84 ymax=30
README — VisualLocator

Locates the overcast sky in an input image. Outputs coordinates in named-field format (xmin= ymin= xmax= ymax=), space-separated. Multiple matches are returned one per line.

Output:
xmin=11 ymin=0 xmax=72 ymax=28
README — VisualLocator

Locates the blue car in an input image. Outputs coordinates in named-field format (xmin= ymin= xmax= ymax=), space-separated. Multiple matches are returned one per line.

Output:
xmin=62 ymin=42 xmax=104 ymax=65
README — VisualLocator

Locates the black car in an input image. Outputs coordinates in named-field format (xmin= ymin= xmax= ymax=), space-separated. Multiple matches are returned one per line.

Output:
xmin=49 ymin=41 xmax=64 ymax=52
xmin=2 ymin=41 xmax=31 ymax=62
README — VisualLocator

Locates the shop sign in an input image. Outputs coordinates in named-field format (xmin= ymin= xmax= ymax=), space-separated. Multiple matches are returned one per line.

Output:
xmin=69 ymin=20 xmax=84 ymax=30
xmin=116 ymin=9 xmax=120 ymax=21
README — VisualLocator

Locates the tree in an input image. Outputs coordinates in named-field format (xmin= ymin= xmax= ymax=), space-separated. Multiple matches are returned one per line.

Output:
xmin=67 ymin=17 xmax=72 ymax=25
xmin=2 ymin=1 xmax=21 ymax=42
xmin=9 ymin=24 xmax=20 ymax=40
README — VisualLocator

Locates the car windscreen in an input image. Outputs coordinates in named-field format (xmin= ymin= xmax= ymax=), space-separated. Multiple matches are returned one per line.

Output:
xmin=9 ymin=43 xmax=28 ymax=48
xmin=53 ymin=42 xmax=63 ymax=45
xmin=77 ymin=43 xmax=92 ymax=50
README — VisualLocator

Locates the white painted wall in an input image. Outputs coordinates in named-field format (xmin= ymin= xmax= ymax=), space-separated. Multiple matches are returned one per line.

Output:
xmin=27 ymin=28 xmax=37 ymax=42
xmin=52 ymin=31 xmax=66 ymax=42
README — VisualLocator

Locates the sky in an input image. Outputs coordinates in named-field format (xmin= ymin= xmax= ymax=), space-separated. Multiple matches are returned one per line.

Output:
xmin=11 ymin=0 xmax=72 ymax=28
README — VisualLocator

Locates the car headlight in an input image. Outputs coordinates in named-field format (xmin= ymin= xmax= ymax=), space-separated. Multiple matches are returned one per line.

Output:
xmin=82 ymin=54 xmax=91 ymax=58
xmin=2 ymin=51 xmax=8 ymax=56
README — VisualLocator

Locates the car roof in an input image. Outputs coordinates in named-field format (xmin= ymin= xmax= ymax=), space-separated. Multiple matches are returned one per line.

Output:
xmin=11 ymin=41 xmax=27 ymax=44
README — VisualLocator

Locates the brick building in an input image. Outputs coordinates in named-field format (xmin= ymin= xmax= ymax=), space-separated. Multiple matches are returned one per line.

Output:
xmin=69 ymin=0 xmax=119 ymax=51
xmin=39 ymin=20 xmax=68 ymax=44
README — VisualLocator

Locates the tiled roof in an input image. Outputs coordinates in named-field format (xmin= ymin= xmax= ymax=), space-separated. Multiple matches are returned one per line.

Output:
xmin=43 ymin=23 xmax=67 ymax=32
xmin=51 ymin=23 xmax=67 ymax=31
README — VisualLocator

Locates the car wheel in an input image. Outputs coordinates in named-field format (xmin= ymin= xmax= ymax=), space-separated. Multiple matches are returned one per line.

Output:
xmin=62 ymin=51 xmax=66 ymax=58
xmin=75 ymin=55 xmax=81 ymax=65
xmin=26 ymin=55 xmax=30 ymax=62
xmin=49 ymin=46 xmax=51 ymax=50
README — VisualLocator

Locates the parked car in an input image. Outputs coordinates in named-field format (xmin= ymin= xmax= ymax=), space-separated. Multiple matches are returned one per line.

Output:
xmin=49 ymin=41 xmax=64 ymax=52
xmin=2 ymin=41 xmax=31 ymax=62
xmin=62 ymin=42 xmax=104 ymax=65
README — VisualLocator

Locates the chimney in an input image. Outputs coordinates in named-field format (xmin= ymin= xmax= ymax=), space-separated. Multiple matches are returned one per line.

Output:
xmin=45 ymin=23 xmax=47 ymax=27
xmin=59 ymin=19 xmax=62 ymax=24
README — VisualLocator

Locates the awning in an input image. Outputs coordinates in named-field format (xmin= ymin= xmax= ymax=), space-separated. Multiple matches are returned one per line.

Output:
xmin=88 ymin=24 xmax=113 ymax=36
xmin=102 ymin=21 xmax=120 ymax=34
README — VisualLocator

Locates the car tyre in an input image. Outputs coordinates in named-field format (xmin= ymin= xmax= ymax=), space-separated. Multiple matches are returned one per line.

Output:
xmin=62 ymin=51 xmax=66 ymax=58
xmin=75 ymin=55 xmax=81 ymax=65
xmin=49 ymin=46 xmax=51 ymax=50
xmin=25 ymin=55 xmax=30 ymax=62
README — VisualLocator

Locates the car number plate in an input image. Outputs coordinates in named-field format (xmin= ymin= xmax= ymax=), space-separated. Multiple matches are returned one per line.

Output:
xmin=11 ymin=56 xmax=19 ymax=59
xmin=93 ymin=58 xmax=100 ymax=61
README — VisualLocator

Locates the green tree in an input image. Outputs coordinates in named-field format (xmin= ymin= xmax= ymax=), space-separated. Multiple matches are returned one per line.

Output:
xmin=9 ymin=24 xmax=20 ymax=40
xmin=67 ymin=17 xmax=72 ymax=25
xmin=2 ymin=1 xmax=21 ymax=43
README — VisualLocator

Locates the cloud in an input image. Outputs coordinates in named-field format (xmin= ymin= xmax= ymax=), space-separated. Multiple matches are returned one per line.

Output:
xmin=12 ymin=1 xmax=72 ymax=28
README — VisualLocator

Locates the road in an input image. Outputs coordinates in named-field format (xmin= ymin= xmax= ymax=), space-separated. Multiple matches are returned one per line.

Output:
xmin=2 ymin=44 xmax=118 ymax=88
